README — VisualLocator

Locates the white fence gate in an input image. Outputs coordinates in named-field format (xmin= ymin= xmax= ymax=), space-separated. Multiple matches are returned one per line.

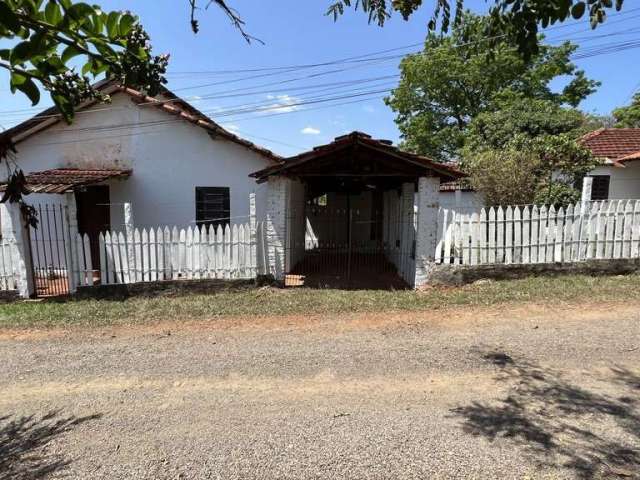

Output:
xmin=73 ymin=223 xmax=259 ymax=286
xmin=436 ymin=200 xmax=640 ymax=265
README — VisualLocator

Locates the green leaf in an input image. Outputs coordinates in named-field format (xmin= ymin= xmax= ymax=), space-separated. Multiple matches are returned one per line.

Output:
xmin=9 ymin=71 xmax=27 ymax=88
xmin=15 ymin=77 xmax=41 ymax=106
xmin=65 ymin=3 xmax=94 ymax=23
xmin=44 ymin=1 xmax=62 ymax=25
xmin=0 ymin=1 xmax=21 ymax=32
xmin=571 ymin=2 xmax=586 ymax=20
xmin=10 ymin=41 xmax=34 ymax=65
xmin=118 ymin=14 xmax=136 ymax=36
xmin=61 ymin=45 xmax=82 ymax=63
xmin=81 ymin=61 xmax=92 ymax=75
xmin=106 ymin=11 xmax=120 ymax=39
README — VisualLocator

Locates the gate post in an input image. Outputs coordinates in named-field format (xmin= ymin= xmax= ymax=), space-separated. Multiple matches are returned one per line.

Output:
xmin=249 ymin=192 xmax=257 ymax=278
xmin=64 ymin=192 xmax=79 ymax=293
xmin=0 ymin=202 xmax=35 ymax=298
xmin=124 ymin=202 xmax=135 ymax=283
xmin=400 ymin=182 xmax=415 ymax=284
xmin=414 ymin=176 xmax=440 ymax=289
xmin=266 ymin=176 xmax=289 ymax=281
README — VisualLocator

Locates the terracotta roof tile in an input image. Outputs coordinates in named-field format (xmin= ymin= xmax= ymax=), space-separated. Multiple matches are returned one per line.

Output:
xmin=580 ymin=128 xmax=640 ymax=162
xmin=1 ymin=168 xmax=131 ymax=194
xmin=0 ymin=79 xmax=282 ymax=164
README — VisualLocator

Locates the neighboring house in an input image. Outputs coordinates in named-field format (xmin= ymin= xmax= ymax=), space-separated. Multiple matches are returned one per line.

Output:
xmin=0 ymin=78 xmax=280 ymax=234
xmin=580 ymin=128 xmax=640 ymax=200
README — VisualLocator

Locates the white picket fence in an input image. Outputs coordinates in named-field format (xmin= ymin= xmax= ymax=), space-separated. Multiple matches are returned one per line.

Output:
xmin=73 ymin=223 xmax=258 ymax=286
xmin=0 ymin=239 xmax=18 ymax=290
xmin=436 ymin=200 xmax=640 ymax=265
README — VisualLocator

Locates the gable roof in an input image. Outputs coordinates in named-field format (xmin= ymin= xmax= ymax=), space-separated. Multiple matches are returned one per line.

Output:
xmin=580 ymin=128 xmax=640 ymax=165
xmin=0 ymin=78 xmax=281 ymax=163
xmin=251 ymin=131 xmax=464 ymax=183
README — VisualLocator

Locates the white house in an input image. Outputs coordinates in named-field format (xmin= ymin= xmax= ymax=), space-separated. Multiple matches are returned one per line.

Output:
xmin=0 ymin=80 xmax=280 ymax=270
xmin=581 ymin=128 xmax=640 ymax=200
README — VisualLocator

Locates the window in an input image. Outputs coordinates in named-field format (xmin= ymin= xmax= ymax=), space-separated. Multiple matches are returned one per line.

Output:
xmin=590 ymin=176 xmax=610 ymax=201
xmin=195 ymin=187 xmax=230 ymax=229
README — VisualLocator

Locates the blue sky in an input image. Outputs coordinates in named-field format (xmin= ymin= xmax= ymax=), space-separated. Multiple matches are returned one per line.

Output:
xmin=2 ymin=1 xmax=640 ymax=157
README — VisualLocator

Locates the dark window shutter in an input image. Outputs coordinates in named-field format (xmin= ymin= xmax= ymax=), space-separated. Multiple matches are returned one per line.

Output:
xmin=195 ymin=187 xmax=230 ymax=229
xmin=590 ymin=176 xmax=610 ymax=201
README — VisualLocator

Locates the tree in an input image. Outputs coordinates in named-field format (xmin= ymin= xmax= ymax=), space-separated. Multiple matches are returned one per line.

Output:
xmin=328 ymin=0 xmax=625 ymax=58
xmin=385 ymin=14 xmax=598 ymax=161
xmin=0 ymin=0 xmax=247 ymax=216
xmin=613 ymin=92 xmax=640 ymax=128
xmin=463 ymin=96 xmax=598 ymax=206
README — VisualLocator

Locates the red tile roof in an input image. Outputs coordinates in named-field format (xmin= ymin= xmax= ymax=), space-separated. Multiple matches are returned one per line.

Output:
xmin=0 ymin=168 xmax=131 ymax=194
xmin=580 ymin=128 xmax=640 ymax=164
xmin=251 ymin=131 xmax=465 ymax=182
xmin=0 ymin=79 xmax=281 ymax=164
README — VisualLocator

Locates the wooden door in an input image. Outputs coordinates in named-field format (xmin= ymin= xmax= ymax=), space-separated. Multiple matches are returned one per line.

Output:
xmin=75 ymin=185 xmax=110 ymax=269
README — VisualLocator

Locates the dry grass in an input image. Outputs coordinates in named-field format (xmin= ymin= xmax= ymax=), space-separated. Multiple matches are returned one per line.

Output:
xmin=0 ymin=273 xmax=638 ymax=329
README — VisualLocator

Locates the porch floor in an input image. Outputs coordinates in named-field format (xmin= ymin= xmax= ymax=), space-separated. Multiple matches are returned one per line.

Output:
xmin=287 ymin=252 xmax=409 ymax=290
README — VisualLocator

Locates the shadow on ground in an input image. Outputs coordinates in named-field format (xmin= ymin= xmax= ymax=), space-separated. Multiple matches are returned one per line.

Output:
xmin=452 ymin=352 xmax=640 ymax=479
xmin=0 ymin=411 xmax=101 ymax=480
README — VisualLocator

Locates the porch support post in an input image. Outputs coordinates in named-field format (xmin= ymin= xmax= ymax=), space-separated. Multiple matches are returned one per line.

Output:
xmin=266 ymin=176 xmax=289 ymax=281
xmin=581 ymin=176 xmax=593 ymax=209
xmin=400 ymin=182 xmax=415 ymax=285
xmin=0 ymin=202 xmax=35 ymax=298
xmin=414 ymin=176 xmax=440 ymax=289
xmin=64 ymin=192 xmax=79 ymax=293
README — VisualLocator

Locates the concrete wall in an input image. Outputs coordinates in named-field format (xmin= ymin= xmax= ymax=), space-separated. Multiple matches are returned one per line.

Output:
xmin=9 ymin=92 xmax=274 ymax=231
xmin=588 ymin=162 xmax=640 ymax=200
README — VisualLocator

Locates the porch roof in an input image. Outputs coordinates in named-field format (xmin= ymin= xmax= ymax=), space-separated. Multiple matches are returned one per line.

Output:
xmin=1 ymin=168 xmax=131 ymax=194
xmin=250 ymin=131 xmax=464 ymax=183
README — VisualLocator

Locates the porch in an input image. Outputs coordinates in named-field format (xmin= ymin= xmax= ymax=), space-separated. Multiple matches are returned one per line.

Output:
xmin=251 ymin=132 xmax=464 ymax=289
xmin=0 ymin=168 xmax=130 ymax=297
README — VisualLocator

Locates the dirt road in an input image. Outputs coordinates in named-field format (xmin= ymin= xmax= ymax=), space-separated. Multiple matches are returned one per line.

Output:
xmin=1 ymin=302 xmax=639 ymax=479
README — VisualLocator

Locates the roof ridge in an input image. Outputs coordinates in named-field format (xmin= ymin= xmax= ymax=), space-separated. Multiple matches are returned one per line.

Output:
xmin=1 ymin=80 xmax=281 ymax=163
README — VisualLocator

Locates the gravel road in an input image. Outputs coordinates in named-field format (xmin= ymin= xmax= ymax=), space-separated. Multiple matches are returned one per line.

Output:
xmin=1 ymin=301 xmax=639 ymax=479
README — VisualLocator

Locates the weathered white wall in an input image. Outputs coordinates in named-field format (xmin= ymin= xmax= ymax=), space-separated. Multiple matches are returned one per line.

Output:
xmin=439 ymin=190 xmax=484 ymax=214
xmin=9 ymin=92 xmax=273 ymax=231
xmin=588 ymin=163 xmax=640 ymax=200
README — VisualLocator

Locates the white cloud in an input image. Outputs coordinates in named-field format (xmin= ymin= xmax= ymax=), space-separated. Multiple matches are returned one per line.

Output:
xmin=301 ymin=126 xmax=321 ymax=135
xmin=262 ymin=94 xmax=301 ymax=114
xmin=222 ymin=123 xmax=239 ymax=132
xmin=363 ymin=104 xmax=375 ymax=113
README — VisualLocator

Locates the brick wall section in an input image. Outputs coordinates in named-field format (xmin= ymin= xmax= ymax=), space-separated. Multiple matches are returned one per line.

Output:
xmin=414 ymin=177 xmax=441 ymax=288
xmin=266 ymin=176 xmax=289 ymax=280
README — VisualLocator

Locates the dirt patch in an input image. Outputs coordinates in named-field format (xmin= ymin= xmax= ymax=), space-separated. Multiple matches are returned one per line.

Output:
xmin=2 ymin=299 xmax=638 ymax=342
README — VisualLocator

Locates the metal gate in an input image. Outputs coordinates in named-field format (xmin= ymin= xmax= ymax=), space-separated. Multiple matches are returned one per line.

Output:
xmin=29 ymin=203 xmax=73 ymax=296
xmin=285 ymin=193 xmax=413 ymax=288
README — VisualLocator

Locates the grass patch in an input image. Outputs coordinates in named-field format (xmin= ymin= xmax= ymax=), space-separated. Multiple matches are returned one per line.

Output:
xmin=1 ymin=273 xmax=639 ymax=329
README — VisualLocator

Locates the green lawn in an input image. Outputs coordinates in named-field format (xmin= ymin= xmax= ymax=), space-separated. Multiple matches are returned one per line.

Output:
xmin=1 ymin=274 xmax=639 ymax=329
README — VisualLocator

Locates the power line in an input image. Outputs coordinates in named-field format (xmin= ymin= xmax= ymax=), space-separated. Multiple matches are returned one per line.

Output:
xmin=2 ymin=10 xmax=640 ymax=124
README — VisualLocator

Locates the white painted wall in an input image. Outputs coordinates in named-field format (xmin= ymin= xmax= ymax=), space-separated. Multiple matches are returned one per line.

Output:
xmin=588 ymin=162 xmax=640 ymax=200
xmin=438 ymin=190 xmax=484 ymax=214
xmin=8 ymin=92 xmax=274 ymax=231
